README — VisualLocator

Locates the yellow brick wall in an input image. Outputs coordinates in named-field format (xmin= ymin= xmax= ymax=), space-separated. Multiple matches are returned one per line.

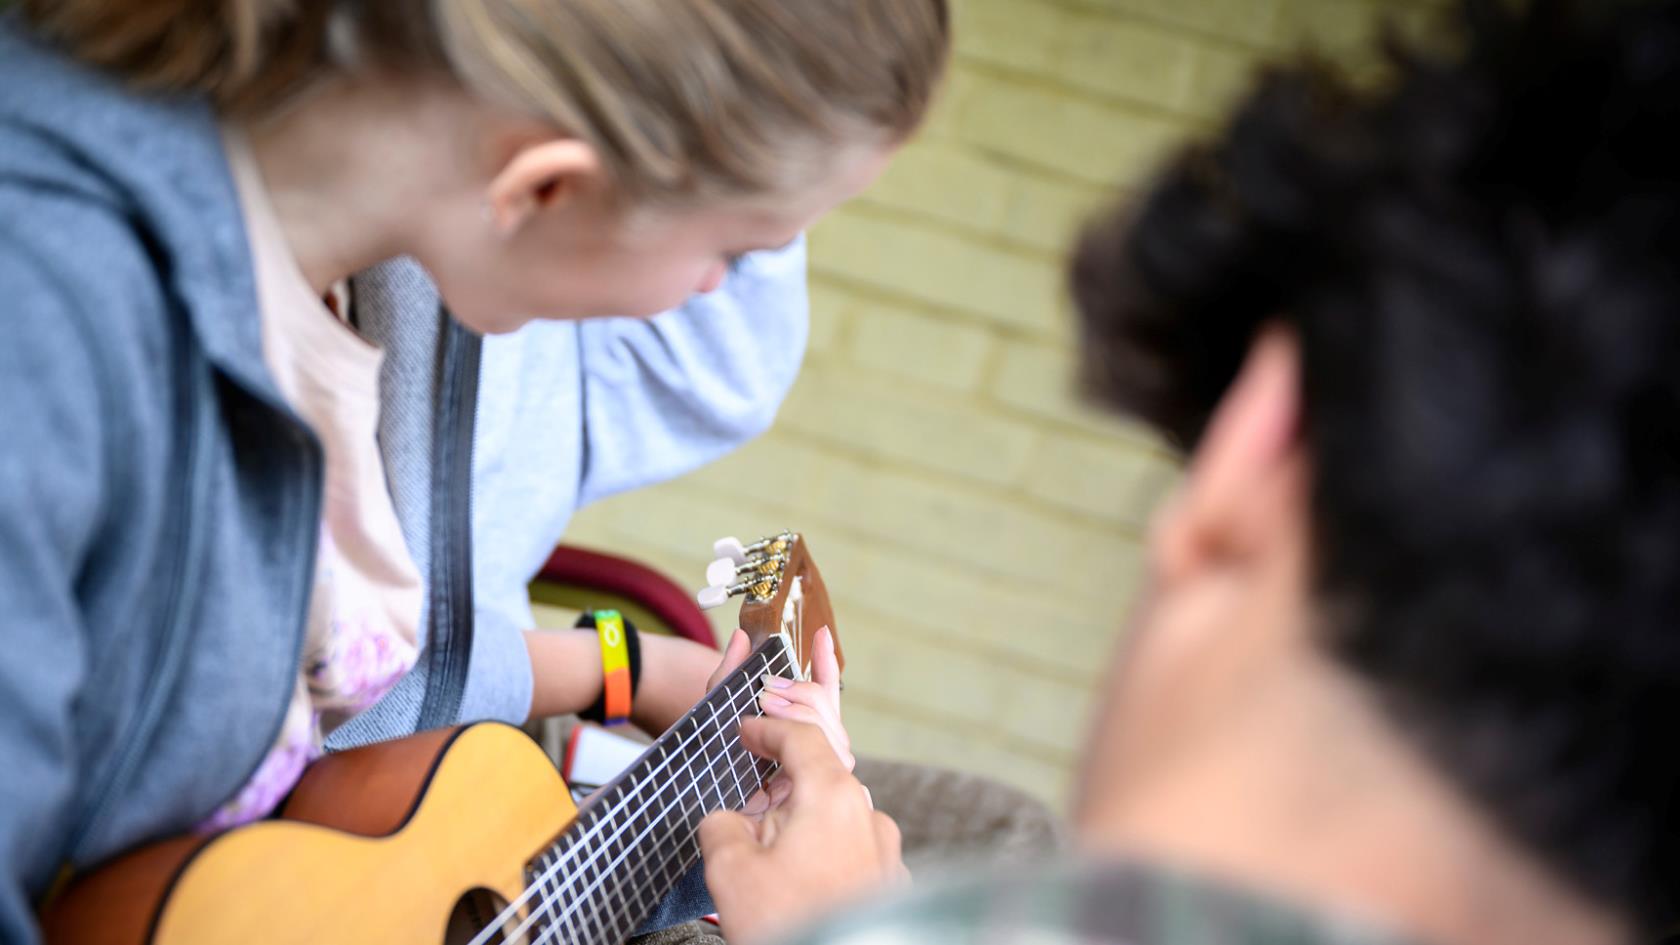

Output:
xmin=563 ymin=0 xmax=1441 ymax=809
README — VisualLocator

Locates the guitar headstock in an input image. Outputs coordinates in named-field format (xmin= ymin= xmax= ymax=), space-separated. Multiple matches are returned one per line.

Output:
xmin=697 ymin=531 xmax=842 ymax=682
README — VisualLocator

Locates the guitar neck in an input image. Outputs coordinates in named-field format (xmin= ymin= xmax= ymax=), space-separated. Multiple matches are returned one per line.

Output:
xmin=524 ymin=634 xmax=795 ymax=943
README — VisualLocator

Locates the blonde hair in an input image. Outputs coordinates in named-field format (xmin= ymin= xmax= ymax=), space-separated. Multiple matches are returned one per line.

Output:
xmin=22 ymin=0 xmax=949 ymax=201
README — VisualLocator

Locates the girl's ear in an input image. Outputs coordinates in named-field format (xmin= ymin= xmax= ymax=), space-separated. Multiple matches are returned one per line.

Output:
xmin=485 ymin=139 xmax=602 ymax=237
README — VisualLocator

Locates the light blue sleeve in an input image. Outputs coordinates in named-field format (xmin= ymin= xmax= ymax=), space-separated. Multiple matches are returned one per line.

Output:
xmin=572 ymin=236 xmax=810 ymax=507
xmin=470 ymin=238 xmax=809 ymax=644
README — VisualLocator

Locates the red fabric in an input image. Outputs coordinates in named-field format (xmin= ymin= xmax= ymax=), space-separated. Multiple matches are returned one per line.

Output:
xmin=538 ymin=546 xmax=718 ymax=648
xmin=562 ymin=723 xmax=586 ymax=782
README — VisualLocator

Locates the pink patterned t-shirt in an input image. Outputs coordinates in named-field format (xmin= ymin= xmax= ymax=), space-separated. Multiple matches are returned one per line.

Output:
xmin=200 ymin=131 xmax=424 ymax=832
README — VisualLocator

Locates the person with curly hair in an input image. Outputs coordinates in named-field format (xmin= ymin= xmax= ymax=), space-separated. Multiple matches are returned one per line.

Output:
xmin=693 ymin=3 xmax=1680 ymax=944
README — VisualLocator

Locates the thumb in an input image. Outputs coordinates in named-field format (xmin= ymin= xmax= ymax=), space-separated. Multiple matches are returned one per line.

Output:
xmin=699 ymin=808 xmax=760 ymax=861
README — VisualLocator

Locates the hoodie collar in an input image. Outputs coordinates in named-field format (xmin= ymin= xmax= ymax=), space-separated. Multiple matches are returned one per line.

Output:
xmin=0 ymin=17 xmax=280 ymax=402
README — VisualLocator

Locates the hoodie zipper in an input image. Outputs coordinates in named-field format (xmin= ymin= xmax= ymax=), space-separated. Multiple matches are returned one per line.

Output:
xmin=414 ymin=311 xmax=481 ymax=731
xmin=66 ymin=355 xmax=320 ymax=860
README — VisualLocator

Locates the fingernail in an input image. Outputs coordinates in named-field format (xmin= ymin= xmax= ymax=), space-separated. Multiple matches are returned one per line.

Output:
xmin=760 ymin=693 xmax=792 ymax=709
xmin=763 ymin=674 xmax=794 ymax=690
xmin=821 ymin=626 xmax=834 ymax=650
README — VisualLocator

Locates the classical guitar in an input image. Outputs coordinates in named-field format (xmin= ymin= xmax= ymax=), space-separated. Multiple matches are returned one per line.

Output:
xmin=42 ymin=532 xmax=839 ymax=945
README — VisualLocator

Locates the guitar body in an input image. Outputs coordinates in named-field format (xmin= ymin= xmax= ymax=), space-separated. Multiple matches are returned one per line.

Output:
xmin=45 ymin=532 xmax=839 ymax=944
xmin=41 ymin=723 xmax=577 ymax=945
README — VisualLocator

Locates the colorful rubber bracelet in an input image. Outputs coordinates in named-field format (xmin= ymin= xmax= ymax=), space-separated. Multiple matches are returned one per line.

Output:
xmin=577 ymin=610 xmax=641 ymax=726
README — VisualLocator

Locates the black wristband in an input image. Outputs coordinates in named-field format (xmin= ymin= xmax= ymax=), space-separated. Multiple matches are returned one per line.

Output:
xmin=575 ymin=611 xmax=643 ymax=724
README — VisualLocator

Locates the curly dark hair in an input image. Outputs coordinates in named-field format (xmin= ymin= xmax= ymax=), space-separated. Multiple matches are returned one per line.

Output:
xmin=1072 ymin=0 xmax=1680 ymax=932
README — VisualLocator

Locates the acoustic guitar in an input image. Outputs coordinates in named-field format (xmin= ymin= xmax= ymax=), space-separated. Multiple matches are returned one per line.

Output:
xmin=41 ymin=532 xmax=839 ymax=945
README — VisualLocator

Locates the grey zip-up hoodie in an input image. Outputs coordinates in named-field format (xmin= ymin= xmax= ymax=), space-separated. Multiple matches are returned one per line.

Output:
xmin=0 ymin=17 xmax=806 ymax=942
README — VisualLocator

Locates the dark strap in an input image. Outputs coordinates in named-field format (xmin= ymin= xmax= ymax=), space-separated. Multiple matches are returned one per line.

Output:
xmin=415 ymin=309 xmax=480 ymax=730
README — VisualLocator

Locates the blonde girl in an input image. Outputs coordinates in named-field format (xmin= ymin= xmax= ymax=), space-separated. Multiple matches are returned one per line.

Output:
xmin=0 ymin=2 xmax=947 ymax=940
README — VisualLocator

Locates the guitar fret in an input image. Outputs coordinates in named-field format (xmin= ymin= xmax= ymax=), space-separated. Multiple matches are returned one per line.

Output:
xmin=523 ymin=638 xmax=794 ymax=945
xmin=707 ymin=701 xmax=745 ymax=809
xmin=541 ymin=850 xmax=567 ymax=937
xmin=611 ymin=731 xmax=767 ymax=917
xmin=577 ymin=741 xmax=768 ymax=944
xmin=600 ymin=822 xmax=635 ymax=931
xmin=577 ymin=849 xmax=608 ymax=944
xmin=621 ymin=678 xmax=776 ymax=884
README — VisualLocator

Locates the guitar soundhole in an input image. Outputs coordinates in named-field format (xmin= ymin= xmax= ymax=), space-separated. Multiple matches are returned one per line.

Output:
xmin=445 ymin=887 xmax=518 ymax=945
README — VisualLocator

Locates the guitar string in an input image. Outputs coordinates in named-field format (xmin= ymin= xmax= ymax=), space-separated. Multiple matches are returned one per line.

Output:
xmin=465 ymin=645 xmax=790 ymax=945
xmin=526 ymin=719 xmax=768 ymax=945
xmin=511 ymin=628 xmax=794 ymax=941
xmin=495 ymin=677 xmax=772 ymax=945
xmin=528 ymin=685 xmax=765 ymax=945
xmin=606 ymin=705 xmax=772 ymax=930
xmin=524 ymin=685 xmax=775 ymax=945
xmin=465 ymin=674 xmax=765 ymax=945
xmin=532 ymin=645 xmax=782 ymax=903
xmin=475 ymin=662 xmax=775 ymax=945
xmin=540 ymin=662 xmax=778 ymax=944
xmin=586 ymin=700 xmax=770 ymax=936
xmin=528 ymin=587 xmax=807 ymax=931
xmin=536 ymin=595 xmax=812 ymax=942
xmin=507 ymin=666 xmax=779 ymax=945
xmin=538 ymin=729 xmax=766 ymax=945
xmin=534 ymin=646 xmax=787 ymax=915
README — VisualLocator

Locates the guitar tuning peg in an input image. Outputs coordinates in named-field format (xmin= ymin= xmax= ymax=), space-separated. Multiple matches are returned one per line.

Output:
xmin=706 ymin=557 xmax=741 ymax=587
xmin=713 ymin=536 xmax=748 ymax=565
xmin=697 ymin=585 xmax=732 ymax=610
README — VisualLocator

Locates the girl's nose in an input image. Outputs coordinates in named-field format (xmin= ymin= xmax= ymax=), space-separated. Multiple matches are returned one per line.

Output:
xmin=695 ymin=263 xmax=728 ymax=295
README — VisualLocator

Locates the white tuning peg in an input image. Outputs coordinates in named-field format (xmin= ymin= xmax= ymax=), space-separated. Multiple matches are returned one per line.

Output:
xmin=706 ymin=557 xmax=741 ymax=587
xmin=713 ymin=536 xmax=748 ymax=565
xmin=697 ymin=585 xmax=732 ymax=611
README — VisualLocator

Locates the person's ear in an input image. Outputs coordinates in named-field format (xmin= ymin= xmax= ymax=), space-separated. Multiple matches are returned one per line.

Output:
xmin=1152 ymin=326 xmax=1307 ymax=588
xmin=485 ymin=139 xmax=602 ymax=237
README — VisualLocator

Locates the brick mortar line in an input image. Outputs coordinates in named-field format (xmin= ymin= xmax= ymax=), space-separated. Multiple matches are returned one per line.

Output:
xmin=658 ymin=489 xmax=1148 ymax=619
xmin=1035 ymin=0 xmax=1284 ymax=55
xmin=781 ymin=355 xmax=1184 ymax=466
xmin=806 ymin=269 xmax=1070 ymax=338
xmin=826 ymin=200 xmax=1076 ymax=266
xmin=953 ymin=55 xmax=1231 ymax=129
xmin=647 ymin=475 xmax=1145 ymax=610
xmin=557 ymin=531 xmax=1122 ymax=716
xmin=1033 ymin=0 xmax=1439 ymax=56
xmin=928 ymin=69 xmax=1196 ymax=192
xmin=953 ymin=138 xmax=1164 ymax=194
xmin=834 ymin=597 xmax=1113 ymax=689
xmin=803 ymin=269 xmax=1070 ymax=344
xmin=776 ymin=396 xmax=1169 ymax=525
xmin=810 ymin=279 xmax=1012 ymax=336
xmin=849 ymin=190 xmax=1091 ymax=261
xmin=843 ymin=689 xmax=1084 ymax=770
xmin=972 ymin=395 xmax=1182 ymax=464
xmin=898 ymin=143 xmax=1139 ymax=208
xmin=591 ymin=523 xmax=1138 ymax=683
xmin=760 ymin=426 xmax=1157 ymax=543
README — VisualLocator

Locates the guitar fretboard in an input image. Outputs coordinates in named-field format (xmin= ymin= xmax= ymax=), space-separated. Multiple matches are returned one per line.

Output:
xmin=522 ymin=635 xmax=795 ymax=945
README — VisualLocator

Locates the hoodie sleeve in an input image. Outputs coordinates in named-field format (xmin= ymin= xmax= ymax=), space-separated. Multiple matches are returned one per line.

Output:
xmin=573 ymin=236 xmax=810 ymax=507
xmin=0 ymin=234 xmax=105 ymax=945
